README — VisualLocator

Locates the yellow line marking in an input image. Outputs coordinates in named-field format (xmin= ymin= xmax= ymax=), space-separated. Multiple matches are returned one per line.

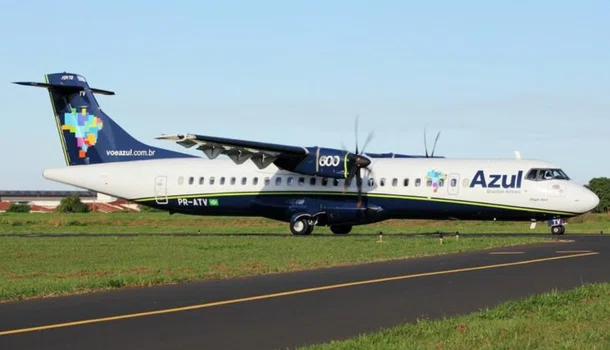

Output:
xmin=489 ymin=252 xmax=525 ymax=255
xmin=556 ymin=250 xmax=593 ymax=254
xmin=0 ymin=252 xmax=598 ymax=337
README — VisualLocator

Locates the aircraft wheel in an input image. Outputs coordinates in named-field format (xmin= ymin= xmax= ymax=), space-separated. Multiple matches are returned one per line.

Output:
xmin=551 ymin=225 xmax=564 ymax=235
xmin=290 ymin=217 xmax=311 ymax=235
xmin=330 ymin=225 xmax=352 ymax=235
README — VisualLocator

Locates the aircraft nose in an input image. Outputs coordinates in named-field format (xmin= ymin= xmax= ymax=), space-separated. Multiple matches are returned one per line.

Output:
xmin=579 ymin=186 xmax=600 ymax=213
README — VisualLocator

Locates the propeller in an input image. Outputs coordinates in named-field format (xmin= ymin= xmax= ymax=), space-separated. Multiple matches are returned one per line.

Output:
xmin=423 ymin=128 xmax=442 ymax=158
xmin=343 ymin=117 xmax=373 ymax=207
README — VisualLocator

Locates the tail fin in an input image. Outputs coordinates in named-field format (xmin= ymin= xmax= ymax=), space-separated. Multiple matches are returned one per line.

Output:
xmin=14 ymin=72 xmax=194 ymax=166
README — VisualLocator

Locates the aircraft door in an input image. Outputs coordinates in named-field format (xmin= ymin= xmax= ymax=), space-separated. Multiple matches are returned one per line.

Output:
xmin=155 ymin=176 xmax=168 ymax=204
xmin=447 ymin=173 xmax=460 ymax=195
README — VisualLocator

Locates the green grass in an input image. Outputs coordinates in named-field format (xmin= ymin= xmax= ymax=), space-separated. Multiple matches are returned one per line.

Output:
xmin=0 ymin=212 xmax=609 ymax=235
xmin=0 ymin=235 xmax=548 ymax=302
xmin=304 ymin=283 xmax=610 ymax=350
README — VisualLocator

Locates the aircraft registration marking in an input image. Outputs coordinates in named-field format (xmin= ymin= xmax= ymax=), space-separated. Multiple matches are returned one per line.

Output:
xmin=177 ymin=198 xmax=219 ymax=206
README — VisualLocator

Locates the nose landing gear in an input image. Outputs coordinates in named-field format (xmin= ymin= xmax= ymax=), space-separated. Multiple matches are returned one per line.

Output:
xmin=551 ymin=225 xmax=565 ymax=235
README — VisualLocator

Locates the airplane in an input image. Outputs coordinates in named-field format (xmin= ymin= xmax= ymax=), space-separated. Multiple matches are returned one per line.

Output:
xmin=13 ymin=72 xmax=600 ymax=236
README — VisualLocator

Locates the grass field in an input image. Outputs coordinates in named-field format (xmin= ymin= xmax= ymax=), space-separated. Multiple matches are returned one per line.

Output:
xmin=305 ymin=283 xmax=610 ymax=350
xmin=1 ymin=212 xmax=609 ymax=235
xmin=0 ymin=234 xmax=549 ymax=302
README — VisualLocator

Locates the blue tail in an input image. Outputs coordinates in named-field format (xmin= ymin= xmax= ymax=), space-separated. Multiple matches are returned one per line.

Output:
xmin=14 ymin=72 xmax=194 ymax=166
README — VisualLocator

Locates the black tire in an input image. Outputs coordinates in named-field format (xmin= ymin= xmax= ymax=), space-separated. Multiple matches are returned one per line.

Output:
xmin=290 ymin=217 xmax=311 ymax=235
xmin=330 ymin=225 xmax=352 ymax=235
xmin=559 ymin=226 xmax=566 ymax=235
xmin=551 ymin=226 xmax=562 ymax=235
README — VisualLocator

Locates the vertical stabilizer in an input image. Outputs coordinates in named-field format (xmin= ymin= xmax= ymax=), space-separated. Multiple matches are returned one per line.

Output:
xmin=14 ymin=72 xmax=194 ymax=165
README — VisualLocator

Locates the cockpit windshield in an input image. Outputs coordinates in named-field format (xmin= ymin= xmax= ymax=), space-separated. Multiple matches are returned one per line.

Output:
xmin=525 ymin=168 xmax=571 ymax=181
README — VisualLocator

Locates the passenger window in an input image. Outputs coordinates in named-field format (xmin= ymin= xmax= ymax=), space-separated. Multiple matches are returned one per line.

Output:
xmin=264 ymin=177 xmax=270 ymax=186
xmin=220 ymin=177 xmax=226 ymax=185
xmin=241 ymin=177 xmax=247 ymax=185
xmin=209 ymin=177 xmax=215 ymax=185
xmin=188 ymin=177 xmax=194 ymax=185
xmin=403 ymin=178 xmax=409 ymax=187
xmin=178 ymin=176 xmax=184 ymax=185
xmin=380 ymin=178 xmax=386 ymax=186
xmin=426 ymin=179 xmax=432 ymax=187
xmin=230 ymin=177 xmax=236 ymax=185
xmin=253 ymin=177 xmax=258 ymax=186
xmin=287 ymin=177 xmax=294 ymax=186
xmin=368 ymin=178 xmax=375 ymax=187
xmin=451 ymin=178 xmax=457 ymax=187
xmin=333 ymin=179 xmax=340 ymax=186
xmin=392 ymin=178 xmax=398 ymax=187
xmin=322 ymin=178 xmax=328 ymax=186
xmin=309 ymin=177 xmax=316 ymax=186
xmin=275 ymin=177 xmax=282 ymax=186
xmin=298 ymin=177 xmax=305 ymax=186
xmin=415 ymin=178 xmax=421 ymax=187
xmin=199 ymin=177 xmax=204 ymax=185
xmin=439 ymin=179 xmax=444 ymax=187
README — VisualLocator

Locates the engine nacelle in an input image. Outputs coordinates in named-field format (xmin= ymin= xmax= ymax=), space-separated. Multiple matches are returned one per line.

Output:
xmin=276 ymin=147 xmax=351 ymax=179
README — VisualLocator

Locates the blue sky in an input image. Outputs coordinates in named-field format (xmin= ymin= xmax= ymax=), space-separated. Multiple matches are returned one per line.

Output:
xmin=1 ymin=0 xmax=608 ymax=189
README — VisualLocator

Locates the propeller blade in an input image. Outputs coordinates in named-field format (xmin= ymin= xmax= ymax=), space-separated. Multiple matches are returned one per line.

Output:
xmin=360 ymin=131 xmax=374 ymax=155
xmin=431 ymin=131 xmax=441 ymax=157
xmin=354 ymin=115 xmax=359 ymax=154
xmin=356 ymin=168 xmax=363 ymax=208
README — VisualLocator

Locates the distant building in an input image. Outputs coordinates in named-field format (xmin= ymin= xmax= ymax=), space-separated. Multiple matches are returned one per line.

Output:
xmin=0 ymin=191 xmax=139 ymax=213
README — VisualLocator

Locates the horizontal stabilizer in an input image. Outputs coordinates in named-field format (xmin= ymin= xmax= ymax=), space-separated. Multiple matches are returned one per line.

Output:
xmin=12 ymin=81 xmax=115 ymax=95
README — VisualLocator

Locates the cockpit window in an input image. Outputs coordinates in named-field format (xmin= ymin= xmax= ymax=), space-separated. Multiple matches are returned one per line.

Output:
xmin=525 ymin=168 xmax=570 ymax=181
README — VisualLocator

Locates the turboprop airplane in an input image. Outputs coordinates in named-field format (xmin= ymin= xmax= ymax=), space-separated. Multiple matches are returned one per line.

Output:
xmin=14 ymin=72 xmax=599 ymax=235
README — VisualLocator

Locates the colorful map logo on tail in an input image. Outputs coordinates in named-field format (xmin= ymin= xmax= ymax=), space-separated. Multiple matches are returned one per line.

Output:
xmin=62 ymin=107 xmax=103 ymax=159
xmin=426 ymin=169 xmax=447 ymax=193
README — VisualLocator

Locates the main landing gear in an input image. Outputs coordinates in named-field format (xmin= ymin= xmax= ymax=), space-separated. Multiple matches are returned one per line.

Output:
xmin=551 ymin=225 xmax=565 ymax=235
xmin=330 ymin=225 xmax=352 ymax=235
xmin=289 ymin=215 xmax=354 ymax=235
xmin=290 ymin=216 xmax=314 ymax=235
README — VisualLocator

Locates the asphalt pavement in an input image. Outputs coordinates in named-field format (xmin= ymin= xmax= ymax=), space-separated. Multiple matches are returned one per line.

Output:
xmin=0 ymin=234 xmax=607 ymax=350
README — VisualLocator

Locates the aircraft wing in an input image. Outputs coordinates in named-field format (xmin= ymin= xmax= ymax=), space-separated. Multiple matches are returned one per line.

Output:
xmin=156 ymin=133 xmax=309 ymax=169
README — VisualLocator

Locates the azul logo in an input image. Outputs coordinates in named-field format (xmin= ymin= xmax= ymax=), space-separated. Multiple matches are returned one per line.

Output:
xmin=426 ymin=170 xmax=447 ymax=193
xmin=62 ymin=107 xmax=103 ymax=159
xmin=470 ymin=170 xmax=523 ymax=189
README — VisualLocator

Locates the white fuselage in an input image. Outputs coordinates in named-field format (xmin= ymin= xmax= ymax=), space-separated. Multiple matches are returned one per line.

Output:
xmin=42 ymin=157 xmax=599 ymax=220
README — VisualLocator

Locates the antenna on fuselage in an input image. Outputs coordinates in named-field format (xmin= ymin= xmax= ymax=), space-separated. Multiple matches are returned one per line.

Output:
xmin=424 ymin=128 xmax=442 ymax=158
xmin=424 ymin=128 xmax=429 ymax=157
xmin=431 ymin=131 xmax=441 ymax=157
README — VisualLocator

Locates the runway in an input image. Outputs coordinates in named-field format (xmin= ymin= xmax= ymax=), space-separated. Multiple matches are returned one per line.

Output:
xmin=0 ymin=234 xmax=607 ymax=350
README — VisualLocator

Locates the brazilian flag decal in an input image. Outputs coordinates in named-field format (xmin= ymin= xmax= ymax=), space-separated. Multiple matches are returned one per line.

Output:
xmin=209 ymin=199 xmax=219 ymax=206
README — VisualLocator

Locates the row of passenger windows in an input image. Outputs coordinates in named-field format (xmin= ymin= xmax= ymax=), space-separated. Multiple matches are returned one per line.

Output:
xmin=178 ymin=176 xmax=461 ymax=188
